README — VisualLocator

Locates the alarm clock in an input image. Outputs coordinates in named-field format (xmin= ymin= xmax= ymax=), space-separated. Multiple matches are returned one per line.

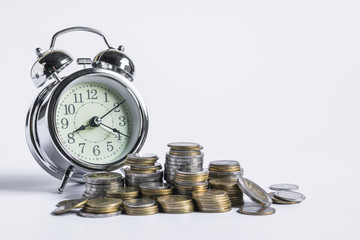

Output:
xmin=26 ymin=27 xmax=149 ymax=193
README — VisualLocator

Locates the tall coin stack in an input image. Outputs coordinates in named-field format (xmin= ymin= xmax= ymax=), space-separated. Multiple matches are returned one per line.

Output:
xmin=82 ymin=172 xmax=124 ymax=199
xmin=139 ymin=182 xmax=172 ymax=199
xmin=174 ymin=169 xmax=209 ymax=195
xmin=208 ymin=160 xmax=244 ymax=180
xmin=165 ymin=142 xmax=204 ymax=184
xmin=209 ymin=178 xmax=244 ymax=206
xmin=124 ymin=153 xmax=163 ymax=187
xmin=157 ymin=195 xmax=195 ymax=214
xmin=192 ymin=189 xmax=232 ymax=213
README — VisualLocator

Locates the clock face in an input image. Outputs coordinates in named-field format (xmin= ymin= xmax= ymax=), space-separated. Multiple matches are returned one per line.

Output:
xmin=54 ymin=81 xmax=134 ymax=165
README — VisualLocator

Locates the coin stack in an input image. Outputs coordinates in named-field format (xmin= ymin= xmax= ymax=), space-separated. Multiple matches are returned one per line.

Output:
xmin=209 ymin=178 xmax=244 ymax=206
xmin=123 ymin=199 xmax=159 ymax=215
xmin=208 ymin=160 xmax=244 ymax=180
xmin=124 ymin=169 xmax=163 ymax=187
xmin=192 ymin=189 xmax=232 ymax=213
xmin=157 ymin=195 xmax=195 ymax=214
xmin=106 ymin=187 xmax=139 ymax=200
xmin=174 ymin=169 xmax=209 ymax=195
xmin=82 ymin=172 xmax=124 ymax=199
xmin=165 ymin=142 xmax=204 ymax=184
xmin=139 ymin=182 xmax=172 ymax=199
xmin=125 ymin=153 xmax=160 ymax=167
xmin=78 ymin=198 xmax=122 ymax=218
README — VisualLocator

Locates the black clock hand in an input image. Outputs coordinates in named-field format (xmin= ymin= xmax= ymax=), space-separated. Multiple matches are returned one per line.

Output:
xmin=100 ymin=99 xmax=126 ymax=119
xmin=100 ymin=123 xmax=129 ymax=138
xmin=72 ymin=123 xmax=91 ymax=133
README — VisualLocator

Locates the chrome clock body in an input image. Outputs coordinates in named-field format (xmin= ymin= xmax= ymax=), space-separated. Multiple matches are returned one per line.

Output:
xmin=26 ymin=27 xmax=149 ymax=193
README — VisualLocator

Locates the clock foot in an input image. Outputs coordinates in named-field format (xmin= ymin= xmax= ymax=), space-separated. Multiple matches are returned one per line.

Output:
xmin=57 ymin=166 xmax=74 ymax=194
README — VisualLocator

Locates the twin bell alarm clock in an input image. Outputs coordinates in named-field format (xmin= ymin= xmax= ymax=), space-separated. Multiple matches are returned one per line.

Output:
xmin=26 ymin=27 xmax=149 ymax=193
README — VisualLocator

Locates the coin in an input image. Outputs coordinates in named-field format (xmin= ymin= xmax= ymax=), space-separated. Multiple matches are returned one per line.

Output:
xmin=83 ymin=172 xmax=123 ymax=184
xmin=106 ymin=187 xmax=139 ymax=199
xmin=86 ymin=198 xmax=122 ymax=208
xmin=268 ymin=192 xmax=301 ymax=204
xmin=167 ymin=142 xmax=202 ymax=150
xmin=78 ymin=210 xmax=122 ymax=218
xmin=123 ymin=198 xmax=159 ymax=215
xmin=237 ymin=177 xmax=272 ymax=207
xmin=192 ymin=189 xmax=232 ymax=213
xmin=52 ymin=199 xmax=88 ymax=215
xmin=123 ymin=198 xmax=156 ymax=208
xmin=237 ymin=204 xmax=276 ymax=216
xmin=169 ymin=150 xmax=202 ymax=156
xmin=56 ymin=199 xmax=88 ymax=207
xmin=274 ymin=191 xmax=306 ymax=202
xmin=269 ymin=183 xmax=299 ymax=191
xmin=127 ymin=153 xmax=159 ymax=161
xmin=209 ymin=160 xmax=241 ymax=172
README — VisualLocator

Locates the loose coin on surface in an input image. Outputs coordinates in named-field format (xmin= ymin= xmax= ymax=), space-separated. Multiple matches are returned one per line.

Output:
xmin=78 ymin=210 xmax=122 ymax=218
xmin=237 ymin=204 xmax=276 ymax=216
xmin=56 ymin=199 xmax=88 ymax=207
xmin=274 ymin=191 xmax=306 ymax=202
xmin=268 ymin=192 xmax=301 ymax=204
xmin=52 ymin=199 xmax=88 ymax=215
xmin=237 ymin=177 xmax=272 ymax=207
xmin=269 ymin=183 xmax=299 ymax=191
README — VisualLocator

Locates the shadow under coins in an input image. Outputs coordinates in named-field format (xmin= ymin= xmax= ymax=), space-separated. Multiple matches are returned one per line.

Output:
xmin=0 ymin=172 xmax=84 ymax=196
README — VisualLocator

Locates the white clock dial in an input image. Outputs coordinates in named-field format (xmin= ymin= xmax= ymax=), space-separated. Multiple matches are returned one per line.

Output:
xmin=54 ymin=82 xmax=133 ymax=164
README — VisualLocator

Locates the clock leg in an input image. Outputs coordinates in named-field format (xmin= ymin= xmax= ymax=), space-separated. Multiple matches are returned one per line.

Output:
xmin=57 ymin=166 xmax=74 ymax=194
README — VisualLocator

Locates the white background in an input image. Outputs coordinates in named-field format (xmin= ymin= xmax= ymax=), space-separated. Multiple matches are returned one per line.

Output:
xmin=0 ymin=0 xmax=359 ymax=239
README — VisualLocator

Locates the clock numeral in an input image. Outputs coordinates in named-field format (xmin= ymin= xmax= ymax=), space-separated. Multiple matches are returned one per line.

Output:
xmin=115 ymin=133 xmax=122 ymax=140
xmin=79 ymin=143 xmax=85 ymax=153
xmin=74 ymin=93 xmax=83 ymax=103
xmin=104 ymin=92 xmax=109 ymax=102
xmin=64 ymin=104 xmax=75 ymax=115
xmin=61 ymin=118 xmax=69 ymax=129
xmin=67 ymin=133 xmax=75 ymax=144
xmin=113 ymin=102 xmax=121 ymax=112
xmin=119 ymin=116 xmax=126 ymax=126
xmin=107 ymin=141 xmax=114 ymax=152
xmin=93 ymin=145 xmax=100 ymax=156
xmin=87 ymin=89 xmax=98 ymax=100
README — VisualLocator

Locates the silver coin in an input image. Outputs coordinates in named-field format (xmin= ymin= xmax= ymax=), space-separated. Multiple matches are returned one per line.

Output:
xmin=127 ymin=153 xmax=159 ymax=160
xmin=175 ymin=168 xmax=208 ymax=175
xmin=268 ymin=192 xmax=301 ymax=204
xmin=123 ymin=198 xmax=156 ymax=208
xmin=167 ymin=142 xmax=201 ymax=149
xmin=209 ymin=160 xmax=240 ymax=167
xmin=237 ymin=177 xmax=272 ymax=207
xmin=130 ymin=162 xmax=162 ymax=169
xmin=78 ymin=210 xmax=122 ymax=218
xmin=237 ymin=204 xmax=276 ymax=216
xmin=274 ymin=191 xmax=306 ymax=202
xmin=139 ymin=182 xmax=171 ymax=190
xmin=166 ymin=153 xmax=204 ymax=160
xmin=174 ymin=181 xmax=208 ymax=186
xmin=52 ymin=199 xmax=88 ymax=215
xmin=269 ymin=183 xmax=299 ymax=191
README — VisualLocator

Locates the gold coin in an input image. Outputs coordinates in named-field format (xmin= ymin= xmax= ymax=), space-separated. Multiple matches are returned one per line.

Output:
xmin=237 ymin=204 xmax=276 ymax=215
xmin=167 ymin=142 xmax=203 ymax=151
xmin=56 ymin=198 xmax=88 ymax=208
xmin=86 ymin=198 xmax=122 ymax=208
xmin=52 ymin=199 xmax=88 ymax=215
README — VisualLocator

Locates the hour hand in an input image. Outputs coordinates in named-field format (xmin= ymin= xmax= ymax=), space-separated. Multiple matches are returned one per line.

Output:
xmin=72 ymin=123 xmax=90 ymax=133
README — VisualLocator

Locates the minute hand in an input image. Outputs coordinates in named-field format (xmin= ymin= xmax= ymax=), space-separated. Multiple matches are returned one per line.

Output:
xmin=100 ymin=99 xmax=126 ymax=119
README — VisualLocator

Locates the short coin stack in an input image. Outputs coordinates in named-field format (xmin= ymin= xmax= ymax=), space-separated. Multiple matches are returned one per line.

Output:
xmin=208 ymin=160 xmax=244 ymax=180
xmin=124 ymin=153 xmax=163 ymax=187
xmin=165 ymin=142 xmax=204 ymax=184
xmin=268 ymin=184 xmax=306 ymax=205
xmin=139 ymin=182 xmax=172 ymax=199
xmin=209 ymin=178 xmax=244 ymax=206
xmin=192 ymin=189 xmax=232 ymax=213
xmin=157 ymin=195 xmax=195 ymax=214
xmin=106 ymin=187 xmax=139 ymax=200
xmin=123 ymin=198 xmax=159 ymax=215
xmin=82 ymin=172 xmax=124 ymax=199
xmin=78 ymin=198 xmax=122 ymax=218
xmin=174 ymin=169 xmax=209 ymax=195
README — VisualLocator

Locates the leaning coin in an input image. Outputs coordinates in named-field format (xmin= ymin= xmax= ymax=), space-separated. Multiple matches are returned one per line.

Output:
xmin=268 ymin=192 xmax=301 ymax=204
xmin=237 ymin=177 xmax=272 ymax=207
xmin=269 ymin=183 xmax=299 ymax=191
xmin=237 ymin=204 xmax=276 ymax=216
xmin=77 ymin=210 xmax=122 ymax=218
xmin=56 ymin=199 xmax=88 ymax=207
xmin=52 ymin=199 xmax=88 ymax=215
xmin=274 ymin=191 xmax=306 ymax=202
